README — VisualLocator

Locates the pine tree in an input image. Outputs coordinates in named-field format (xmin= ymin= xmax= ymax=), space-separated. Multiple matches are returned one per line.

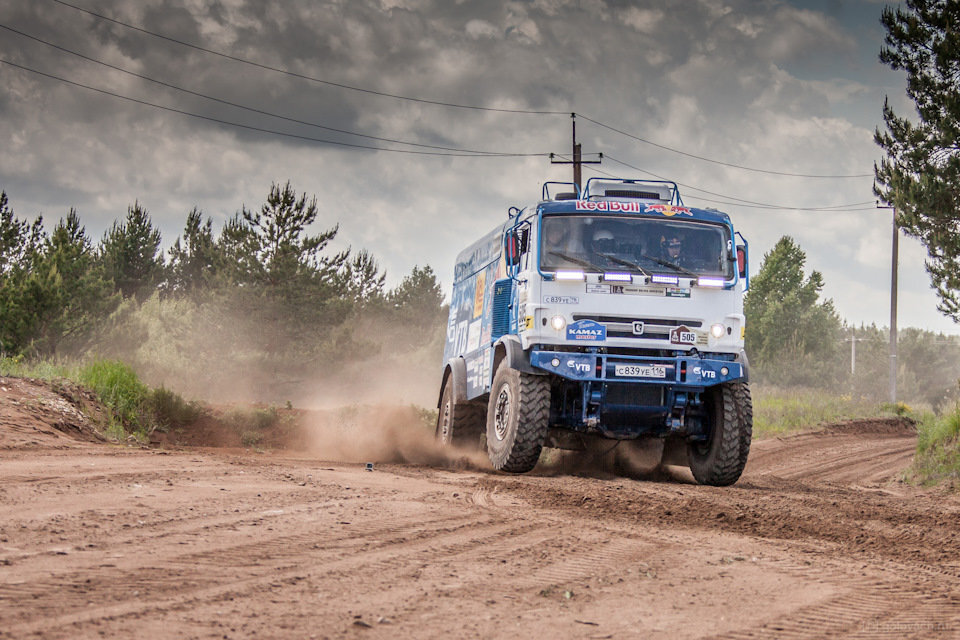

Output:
xmin=744 ymin=237 xmax=842 ymax=385
xmin=875 ymin=0 xmax=960 ymax=320
xmin=0 ymin=193 xmax=47 ymax=354
xmin=217 ymin=182 xmax=352 ymax=366
xmin=167 ymin=207 xmax=220 ymax=293
xmin=29 ymin=210 xmax=118 ymax=353
xmin=99 ymin=201 xmax=164 ymax=301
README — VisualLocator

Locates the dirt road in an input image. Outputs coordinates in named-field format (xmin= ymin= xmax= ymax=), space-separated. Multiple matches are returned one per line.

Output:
xmin=1 ymin=378 xmax=959 ymax=638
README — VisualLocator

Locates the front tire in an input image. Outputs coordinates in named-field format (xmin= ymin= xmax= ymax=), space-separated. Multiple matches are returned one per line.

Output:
xmin=486 ymin=365 xmax=550 ymax=473
xmin=687 ymin=382 xmax=752 ymax=486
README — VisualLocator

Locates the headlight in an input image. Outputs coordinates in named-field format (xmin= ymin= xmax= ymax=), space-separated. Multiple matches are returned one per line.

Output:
xmin=710 ymin=323 xmax=725 ymax=338
xmin=550 ymin=315 xmax=567 ymax=331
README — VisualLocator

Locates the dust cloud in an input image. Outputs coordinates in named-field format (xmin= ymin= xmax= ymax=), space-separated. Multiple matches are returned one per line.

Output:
xmin=299 ymin=404 xmax=489 ymax=470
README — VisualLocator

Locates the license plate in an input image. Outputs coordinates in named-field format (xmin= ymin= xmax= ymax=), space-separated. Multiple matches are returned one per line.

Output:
xmin=615 ymin=364 xmax=667 ymax=378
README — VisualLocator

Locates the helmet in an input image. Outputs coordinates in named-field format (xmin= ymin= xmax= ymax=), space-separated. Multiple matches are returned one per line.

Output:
xmin=663 ymin=234 xmax=683 ymax=251
xmin=591 ymin=229 xmax=616 ymax=253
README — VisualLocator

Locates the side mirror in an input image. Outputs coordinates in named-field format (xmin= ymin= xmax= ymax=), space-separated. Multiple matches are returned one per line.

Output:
xmin=736 ymin=245 xmax=747 ymax=279
xmin=504 ymin=231 xmax=521 ymax=267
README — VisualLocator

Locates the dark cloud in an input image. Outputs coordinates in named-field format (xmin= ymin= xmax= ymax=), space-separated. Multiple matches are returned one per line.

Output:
xmin=0 ymin=0 xmax=949 ymax=331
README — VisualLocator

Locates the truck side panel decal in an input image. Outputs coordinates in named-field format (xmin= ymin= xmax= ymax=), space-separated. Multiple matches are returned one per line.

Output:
xmin=444 ymin=248 xmax=508 ymax=368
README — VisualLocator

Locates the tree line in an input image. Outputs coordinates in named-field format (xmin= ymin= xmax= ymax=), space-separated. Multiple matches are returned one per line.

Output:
xmin=745 ymin=236 xmax=960 ymax=411
xmin=0 ymin=182 xmax=446 ymax=400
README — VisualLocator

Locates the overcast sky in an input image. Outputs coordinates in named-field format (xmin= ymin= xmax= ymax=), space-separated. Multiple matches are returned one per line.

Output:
xmin=2 ymin=0 xmax=949 ymax=334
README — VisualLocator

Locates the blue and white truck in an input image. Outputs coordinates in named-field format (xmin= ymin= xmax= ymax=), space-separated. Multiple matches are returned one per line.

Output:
xmin=436 ymin=177 xmax=752 ymax=486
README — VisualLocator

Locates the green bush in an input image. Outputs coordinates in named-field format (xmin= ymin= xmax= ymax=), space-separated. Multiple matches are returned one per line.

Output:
xmin=909 ymin=407 xmax=960 ymax=487
xmin=146 ymin=385 xmax=203 ymax=430
xmin=917 ymin=407 xmax=960 ymax=455
xmin=78 ymin=359 xmax=148 ymax=428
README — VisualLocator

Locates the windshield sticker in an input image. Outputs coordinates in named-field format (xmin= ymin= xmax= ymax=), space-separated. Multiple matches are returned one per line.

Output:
xmin=543 ymin=295 xmax=579 ymax=304
xmin=614 ymin=285 xmax=669 ymax=297
xmin=645 ymin=204 xmax=691 ymax=216
xmin=574 ymin=200 xmax=645 ymax=213
xmin=665 ymin=287 xmax=692 ymax=298
xmin=567 ymin=319 xmax=606 ymax=342
xmin=588 ymin=282 xmax=691 ymax=298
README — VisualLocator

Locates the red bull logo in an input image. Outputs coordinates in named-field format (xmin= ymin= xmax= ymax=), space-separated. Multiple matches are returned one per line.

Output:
xmin=575 ymin=200 xmax=644 ymax=213
xmin=645 ymin=204 xmax=692 ymax=216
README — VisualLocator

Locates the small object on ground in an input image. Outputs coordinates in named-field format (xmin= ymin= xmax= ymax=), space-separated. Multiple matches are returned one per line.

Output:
xmin=365 ymin=462 xmax=374 ymax=471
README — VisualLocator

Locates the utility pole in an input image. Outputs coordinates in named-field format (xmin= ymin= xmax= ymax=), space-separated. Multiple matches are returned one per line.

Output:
xmin=877 ymin=200 xmax=898 ymax=403
xmin=890 ymin=208 xmax=899 ymax=404
xmin=573 ymin=115 xmax=582 ymax=190
xmin=850 ymin=331 xmax=857 ymax=376
xmin=550 ymin=113 xmax=602 ymax=192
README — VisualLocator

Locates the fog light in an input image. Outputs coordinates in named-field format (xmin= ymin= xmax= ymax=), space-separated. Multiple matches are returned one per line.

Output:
xmin=551 ymin=358 xmax=560 ymax=367
xmin=550 ymin=315 xmax=567 ymax=331
xmin=710 ymin=323 xmax=725 ymax=338
xmin=721 ymin=366 xmax=729 ymax=376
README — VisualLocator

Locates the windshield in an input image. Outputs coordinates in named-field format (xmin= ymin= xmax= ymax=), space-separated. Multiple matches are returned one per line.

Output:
xmin=540 ymin=215 xmax=734 ymax=279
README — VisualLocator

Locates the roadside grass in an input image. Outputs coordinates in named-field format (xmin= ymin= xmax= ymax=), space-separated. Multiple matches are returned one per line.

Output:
xmin=1 ymin=355 xmax=202 ymax=442
xmin=907 ymin=407 xmax=960 ymax=488
xmin=0 ymin=355 xmax=77 ymax=380
xmin=752 ymin=385 xmax=887 ymax=438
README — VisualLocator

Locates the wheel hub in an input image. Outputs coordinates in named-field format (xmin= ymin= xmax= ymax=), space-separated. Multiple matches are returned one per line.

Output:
xmin=440 ymin=400 xmax=452 ymax=442
xmin=493 ymin=385 xmax=511 ymax=441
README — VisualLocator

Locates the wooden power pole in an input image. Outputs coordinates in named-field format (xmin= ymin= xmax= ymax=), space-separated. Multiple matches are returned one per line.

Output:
xmin=550 ymin=113 xmax=602 ymax=192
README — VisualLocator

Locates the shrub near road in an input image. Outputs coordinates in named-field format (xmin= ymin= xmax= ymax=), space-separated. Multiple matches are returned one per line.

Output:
xmin=910 ymin=408 xmax=960 ymax=488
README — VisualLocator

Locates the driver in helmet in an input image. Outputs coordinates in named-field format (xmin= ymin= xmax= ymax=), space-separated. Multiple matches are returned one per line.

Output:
xmin=660 ymin=232 xmax=692 ymax=268
xmin=590 ymin=228 xmax=617 ymax=261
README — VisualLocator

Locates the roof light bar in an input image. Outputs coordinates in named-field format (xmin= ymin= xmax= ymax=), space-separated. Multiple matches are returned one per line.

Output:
xmin=555 ymin=270 xmax=585 ymax=281
xmin=603 ymin=272 xmax=632 ymax=282
xmin=651 ymin=274 xmax=679 ymax=285
xmin=697 ymin=277 xmax=726 ymax=288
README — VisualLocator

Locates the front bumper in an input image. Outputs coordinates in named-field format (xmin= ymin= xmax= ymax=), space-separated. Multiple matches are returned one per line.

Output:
xmin=530 ymin=348 xmax=744 ymax=388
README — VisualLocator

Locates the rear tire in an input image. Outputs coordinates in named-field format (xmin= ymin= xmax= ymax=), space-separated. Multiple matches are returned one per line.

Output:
xmin=436 ymin=378 xmax=485 ymax=450
xmin=486 ymin=365 xmax=550 ymax=473
xmin=687 ymin=382 xmax=752 ymax=486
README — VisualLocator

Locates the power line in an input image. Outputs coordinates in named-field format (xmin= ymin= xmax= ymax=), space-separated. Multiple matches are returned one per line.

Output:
xmin=577 ymin=113 xmax=875 ymax=179
xmin=0 ymin=23 xmax=519 ymax=156
xmin=0 ymin=58 xmax=550 ymax=158
xmin=601 ymin=155 xmax=876 ymax=211
xmin=47 ymin=0 xmax=569 ymax=116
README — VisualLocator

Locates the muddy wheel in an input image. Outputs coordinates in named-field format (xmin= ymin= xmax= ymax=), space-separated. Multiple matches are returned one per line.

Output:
xmin=687 ymin=382 xmax=752 ymax=486
xmin=436 ymin=378 xmax=485 ymax=450
xmin=486 ymin=365 xmax=550 ymax=473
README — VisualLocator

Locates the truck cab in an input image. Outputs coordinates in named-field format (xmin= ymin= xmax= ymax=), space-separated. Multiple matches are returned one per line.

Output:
xmin=437 ymin=177 xmax=753 ymax=486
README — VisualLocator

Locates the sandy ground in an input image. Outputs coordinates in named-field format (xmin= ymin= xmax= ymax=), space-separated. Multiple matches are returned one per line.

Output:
xmin=1 ymin=377 xmax=959 ymax=639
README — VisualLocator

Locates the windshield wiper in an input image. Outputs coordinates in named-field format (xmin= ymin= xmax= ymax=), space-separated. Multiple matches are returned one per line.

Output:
xmin=596 ymin=252 xmax=650 ymax=277
xmin=639 ymin=253 xmax=699 ymax=278
xmin=548 ymin=251 xmax=604 ymax=273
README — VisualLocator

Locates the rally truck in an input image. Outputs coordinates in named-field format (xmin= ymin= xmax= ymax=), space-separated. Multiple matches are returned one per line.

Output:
xmin=436 ymin=177 xmax=752 ymax=486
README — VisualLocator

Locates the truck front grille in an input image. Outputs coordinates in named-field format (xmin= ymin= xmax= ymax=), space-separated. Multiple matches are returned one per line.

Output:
xmin=572 ymin=315 xmax=702 ymax=341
